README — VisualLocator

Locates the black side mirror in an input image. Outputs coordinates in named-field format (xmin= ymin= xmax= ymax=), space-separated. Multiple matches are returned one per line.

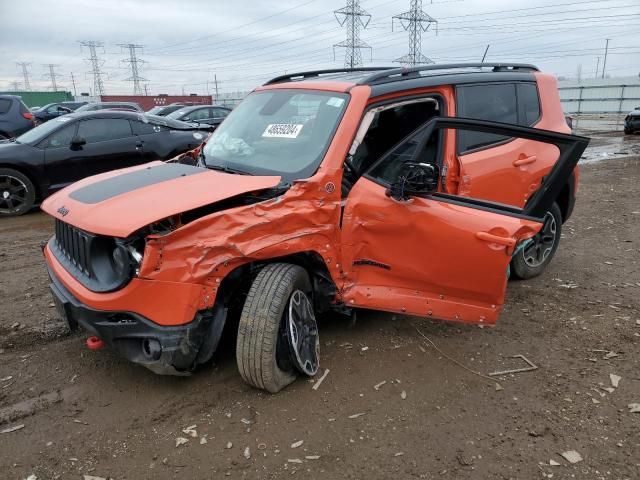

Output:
xmin=386 ymin=162 xmax=440 ymax=201
xmin=70 ymin=136 xmax=87 ymax=149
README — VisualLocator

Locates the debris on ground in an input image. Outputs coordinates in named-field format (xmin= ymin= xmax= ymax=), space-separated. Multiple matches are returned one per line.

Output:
xmin=1 ymin=424 xmax=25 ymax=434
xmin=226 ymin=442 xmax=233 ymax=449
xmin=495 ymin=383 xmax=504 ymax=391
xmin=244 ymin=447 xmax=251 ymax=459
xmin=291 ymin=440 xmax=304 ymax=449
xmin=182 ymin=425 xmax=197 ymax=437
xmin=288 ymin=458 xmax=303 ymax=464
xmin=373 ymin=380 xmax=386 ymax=390
xmin=83 ymin=476 xmax=107 ymax=480
xmin=401 ymin=390 xmax=407 ymax=399
xmin=305 ymin=455 xmax=320 ymax=460
xmin=549 ymin=459 xmax=560 ymax=466
xmin=175 ymin=437 xmax=188 ymax=447
xmin=394 ymin=452 xmax=405 ymax=457
xmin=628 ymin=403 xmax=640 ymax=413
xmin=489 ymin=355 xmax=538 ymax=376
xmin=200 ymin=436 xmax=207 ymax=445
xmin=348 ymin=413 xmax=366 ymax=419
xmin=312 ymin=368 xmax=330 ymax=391
xmin=609 ymin=374 xmax=621 ymax=388
xmin=560 ymin=450 xmax=583 ymax=464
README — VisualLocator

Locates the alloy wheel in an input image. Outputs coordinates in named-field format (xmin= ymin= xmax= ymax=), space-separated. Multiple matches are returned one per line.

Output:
xmin=523 ymin=211 xmax=557 ymax=267
xmin=286 ymin=289 xmax=320 ymax=376
xmin=0 ymin=175 xmax=28 ymax=214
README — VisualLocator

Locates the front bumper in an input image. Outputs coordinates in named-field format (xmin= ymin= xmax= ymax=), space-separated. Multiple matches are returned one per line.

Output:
xmin=625 ymin=119 xmax=640 ymax=132
xmin=48 ymin=265 xmax=226 ymax=375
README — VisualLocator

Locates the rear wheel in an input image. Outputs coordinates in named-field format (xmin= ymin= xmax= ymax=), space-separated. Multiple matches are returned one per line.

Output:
xmin=510 ymin=202 xmax=562 ymax=280
xmin=236 ymin=263 xmax=319 ymax=393
xmin=0 ymin=168 xmax=36 ymax=216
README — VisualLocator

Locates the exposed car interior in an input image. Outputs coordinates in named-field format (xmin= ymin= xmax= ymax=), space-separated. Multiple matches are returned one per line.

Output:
xmin=342 ymin=97 xmax=440 ymax=196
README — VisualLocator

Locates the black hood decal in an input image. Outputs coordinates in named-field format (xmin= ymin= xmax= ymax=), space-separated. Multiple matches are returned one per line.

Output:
xmin=69 ymin=163 xmax=207 ymax=204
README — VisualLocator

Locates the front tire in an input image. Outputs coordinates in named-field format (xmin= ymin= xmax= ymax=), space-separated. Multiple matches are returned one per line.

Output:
xmin=510 ymin=202 xmax=562 ymax=280
xmin=0 ymin=168 xmax=36 ymax=216
xmin=236 ymin=263 xmax=318 ymax=393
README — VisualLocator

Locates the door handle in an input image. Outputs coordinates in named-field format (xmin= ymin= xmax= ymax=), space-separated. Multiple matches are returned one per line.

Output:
xmin=475 ymin=231 xmax=516 ymax=248
xmin=513 ymin=155 xmax=537 ymax=167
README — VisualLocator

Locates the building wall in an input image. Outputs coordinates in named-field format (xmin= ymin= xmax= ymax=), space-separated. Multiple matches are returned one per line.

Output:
xmin=558 ymin=77 xmax=640 ymax=114
xmin=0 ymin=91 xmax=73 ymax=108
xmin=100 ymin=95 xmax=213 ymax=111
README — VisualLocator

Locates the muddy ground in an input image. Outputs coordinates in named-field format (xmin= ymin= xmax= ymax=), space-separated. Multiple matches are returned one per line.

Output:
xmin=1 ymin=133 xmax=639 ymax=480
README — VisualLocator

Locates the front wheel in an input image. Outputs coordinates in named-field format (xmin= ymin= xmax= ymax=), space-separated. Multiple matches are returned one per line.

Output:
xmin=510 ymin=202 xmax=562 ymax=280
xmin=0 ymin=168 xmax=36 ymax=217
xmin=236 ymin=263 xmax=319 ymax=393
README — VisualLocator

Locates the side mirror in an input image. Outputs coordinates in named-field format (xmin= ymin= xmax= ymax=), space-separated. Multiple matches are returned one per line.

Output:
xmin=386 ymin=162 xmax=440 ymax=201
xmin=70 ymin=136 xmax=87 ymax=149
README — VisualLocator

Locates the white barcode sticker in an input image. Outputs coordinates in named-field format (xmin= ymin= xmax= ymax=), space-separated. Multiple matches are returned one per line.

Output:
xmin=262 ymin=123 xmax=304 ymax=138
xmin=327 ymin=97 xmax=345 ymax=108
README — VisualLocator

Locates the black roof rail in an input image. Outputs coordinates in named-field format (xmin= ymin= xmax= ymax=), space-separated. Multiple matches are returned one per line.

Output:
xmin=264 ymin=67 xmax=395 ymax=85
xmin=359 ymin=63 xmax=539 ymax=85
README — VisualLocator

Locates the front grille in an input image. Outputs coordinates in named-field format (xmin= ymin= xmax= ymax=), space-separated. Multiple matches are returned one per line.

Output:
xmin=54 ymin=219 xmax=92 ymax=277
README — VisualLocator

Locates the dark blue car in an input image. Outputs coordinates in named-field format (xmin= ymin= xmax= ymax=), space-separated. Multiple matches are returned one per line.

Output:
xmin=33 ymin=101 xmax=88 ymax=124
xmin=0 ymin=95 xmax=35 ymax=139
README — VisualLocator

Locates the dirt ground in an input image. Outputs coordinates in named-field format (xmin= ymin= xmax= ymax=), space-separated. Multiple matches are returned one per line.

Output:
xmin=1 ymin=134 xmax=639 ymax=480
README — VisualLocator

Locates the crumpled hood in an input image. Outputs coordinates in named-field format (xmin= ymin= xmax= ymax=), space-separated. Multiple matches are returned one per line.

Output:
xmin=41 ymin=161 xmax=281 ymax=237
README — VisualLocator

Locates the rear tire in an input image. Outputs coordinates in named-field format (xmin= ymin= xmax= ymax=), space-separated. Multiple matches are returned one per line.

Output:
xmin=510 ymin=202 xmax=562 ymax=280
xmin=236 ymin=263 xmax=315 ymax=393
xmin=0 ymin=168 xmax=36 ymax=217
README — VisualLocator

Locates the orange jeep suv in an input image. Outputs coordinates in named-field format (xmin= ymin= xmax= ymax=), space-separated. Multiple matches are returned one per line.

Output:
xmin=42 ymin=64 xmax=588 ymax=392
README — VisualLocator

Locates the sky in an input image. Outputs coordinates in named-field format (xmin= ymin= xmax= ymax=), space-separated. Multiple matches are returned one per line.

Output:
xmin=0 ymin=0 xmax=639 ymax=97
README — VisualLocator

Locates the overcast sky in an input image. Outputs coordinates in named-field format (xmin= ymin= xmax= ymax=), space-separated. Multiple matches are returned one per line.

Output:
xmin=0 ymin=0 xmax=639 ymax=97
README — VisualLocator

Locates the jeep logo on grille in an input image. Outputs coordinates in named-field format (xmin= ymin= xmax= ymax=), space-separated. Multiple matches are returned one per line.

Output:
xmin=57 ymin=206 xmax=70 ymax=217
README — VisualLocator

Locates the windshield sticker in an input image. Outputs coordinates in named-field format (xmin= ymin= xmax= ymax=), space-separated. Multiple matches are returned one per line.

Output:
xmin=262 ymin=123 xmax=304 ymax=139
xmin=326 ymin=97 xmax=345 ymax=108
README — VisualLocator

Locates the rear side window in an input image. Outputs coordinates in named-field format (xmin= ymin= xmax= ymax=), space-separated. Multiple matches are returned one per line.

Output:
xmin=78 ymin=119 xmax=133 ymax=143
xmin=0 ymin=99 xmax=12 ymax=114
xmin=518 ymin=83 xmax=541 ymax=125
xmin=457 ymin=83 xmax=518 ymax=153
xmin=130 ymin=120 xmax=167 ymax=135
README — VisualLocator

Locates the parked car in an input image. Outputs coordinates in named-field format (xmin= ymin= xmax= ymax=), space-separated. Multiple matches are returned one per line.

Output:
xmin=624 ymin=107 xmax=640 ymax=134
xmin=41 ymin=64 xmax=588 ymax=391
xmin=0 ymin=95 xmax=35 ymax=139
xmin=75 ymin=102 xmax=143 ymax=113
xmin=33 ymin=102 xmax=88 ymax=123
xmin=166 ymin=105 xmax=231 ymax=127
xmin=146 ymin=102 xmax=206 ymax=117
xmin=0 ymin=110 xmax=210 ymax=216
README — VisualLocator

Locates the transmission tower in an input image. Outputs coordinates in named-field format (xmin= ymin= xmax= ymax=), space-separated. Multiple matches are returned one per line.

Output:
xmin=80 ymin=41 xmax=106 ymax=96
xmin=333 ymin=0 xmax=372 ymax=68
xmin=118 ymin=44 xmax=147 ymax=95
xmin=16 ymin=63 xmax=32 ymax=91
xmin=43 ymin=64 xmax=62 ymax=91
xmin=392 ymin=0 xmax=438 ymax=66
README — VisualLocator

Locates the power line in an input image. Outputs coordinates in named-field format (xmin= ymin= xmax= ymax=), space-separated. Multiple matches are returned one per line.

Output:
xmin=16 ymin=62 xmax=32 ymax=91
xmin=392 ymin=0 xmax=438 ymax=65
xmin=118 ymin=43 xmax=147 ymax=95
xmin=43 ymin=64 xmax=62 ymax=91
xmin=80 ymin=41 xmax=106 ymax=96
xmin=334 ymin=0 xmax=372 ymax=68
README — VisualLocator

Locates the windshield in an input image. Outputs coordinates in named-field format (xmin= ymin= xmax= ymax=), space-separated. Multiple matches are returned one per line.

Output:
xmin=16 ymin=116 xmax=75 ymax=144
xmin=201 ymin=90 xmax=348 ymax=181
xmin=166 ymin=108 xmax=189 ymax=120
xmin=143 ymin=114 xmax=197 ymax=129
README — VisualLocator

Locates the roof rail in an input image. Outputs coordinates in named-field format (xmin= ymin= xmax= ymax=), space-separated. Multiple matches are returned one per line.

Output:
xmin=359 ymin=63 xmax=539 ymax=85
xmin=264 ymin=67 xmax=395 ymax=86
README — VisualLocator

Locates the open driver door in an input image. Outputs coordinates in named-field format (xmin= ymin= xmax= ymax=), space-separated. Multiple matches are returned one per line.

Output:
xmin=340 ymin=117 xmax=589 ymax=325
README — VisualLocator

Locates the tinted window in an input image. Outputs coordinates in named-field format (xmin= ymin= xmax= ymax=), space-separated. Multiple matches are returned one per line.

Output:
xmin=457 ymin=83 xmax=517 ymax=153
xmin=77 ymin=119 xmax=132 ymax=143
xmin=187 ymin=108 xmax=211 ymax=121
xmin=0 ymin=99 xmax=12 ymax=114
xmin=130 ymin=120 xmax=166 ymax=135
xmin=518 ymin=83 xmax=541 ymax=125
xmin=212 ymin=108 xmax=229 ymax=118
xmin=44 ymin=123 xmax=77 ymax=148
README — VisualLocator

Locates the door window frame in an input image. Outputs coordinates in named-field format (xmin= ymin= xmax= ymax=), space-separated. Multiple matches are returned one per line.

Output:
xmin=362 ymin=116 xmax=589 ymax=221
xmin=38 ymin=121 xmax=79 ymax=149
xmin=76 ymin=118 xmax=134 ymax=144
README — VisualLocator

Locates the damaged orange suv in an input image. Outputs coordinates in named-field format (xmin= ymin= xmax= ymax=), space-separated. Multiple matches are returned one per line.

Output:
xmin=42 ymin=64 xmax=588 ymax=392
